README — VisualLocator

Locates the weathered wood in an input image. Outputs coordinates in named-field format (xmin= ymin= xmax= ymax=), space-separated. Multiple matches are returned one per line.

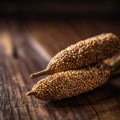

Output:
xmin=0 ymin=20 xmax=120 ymax=120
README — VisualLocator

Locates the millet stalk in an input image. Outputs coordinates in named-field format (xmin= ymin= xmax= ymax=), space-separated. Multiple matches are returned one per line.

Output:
xmin=27 ymin=63 xmax=110 ymax=101
xmin=27 ymin=54 xmax=120 ymax=101
xmin=104 ymin=54 xmax=120 ymax=76
xmin=30 ymin=33 xmax=120 ymax=79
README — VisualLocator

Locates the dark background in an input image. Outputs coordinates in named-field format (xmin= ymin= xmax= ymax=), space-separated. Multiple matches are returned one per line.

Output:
xmin=0 ymin=0 xmax=120 ymax=19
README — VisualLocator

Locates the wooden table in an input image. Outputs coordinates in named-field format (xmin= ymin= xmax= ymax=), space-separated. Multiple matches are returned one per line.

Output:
xmin=0 ymin=19 xmax=120 ymax=120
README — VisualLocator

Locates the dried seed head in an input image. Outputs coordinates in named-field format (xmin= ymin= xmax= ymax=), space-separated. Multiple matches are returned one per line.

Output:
xmin=30 ymin=33 xmax=120 ymax=79
xmin=27 ymin=63 xmax=110 ymax=101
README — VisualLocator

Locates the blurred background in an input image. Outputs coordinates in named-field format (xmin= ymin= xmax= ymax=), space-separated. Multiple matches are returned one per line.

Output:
xmin=0 ymin=0 xmax=120 ymax=19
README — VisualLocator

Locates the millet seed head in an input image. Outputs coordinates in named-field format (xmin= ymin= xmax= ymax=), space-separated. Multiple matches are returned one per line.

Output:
xmin=30 ymin=33 xmax=120 ymax=79
xmin=48 ymin=33 xmax=120 ymax=72
xmin=27 ymin=63 xmax=111 ymax=101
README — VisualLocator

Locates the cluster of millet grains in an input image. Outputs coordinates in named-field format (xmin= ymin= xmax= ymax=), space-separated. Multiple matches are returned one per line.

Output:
xmin=27 ymin=33 xmax=120 ymax=101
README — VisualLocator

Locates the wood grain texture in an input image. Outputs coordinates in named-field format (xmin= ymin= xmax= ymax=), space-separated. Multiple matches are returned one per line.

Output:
xmin=0 ymin=19 xmax=120 ymax=120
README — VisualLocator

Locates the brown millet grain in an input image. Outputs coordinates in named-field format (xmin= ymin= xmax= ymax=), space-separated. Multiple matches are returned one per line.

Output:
xmin=48 ymin=33 xmax=119 ymax=72
xmin=27 ymin=63 xmax=111 ymax=101
xmin=30 ymin=33 xmax=120 ymax=79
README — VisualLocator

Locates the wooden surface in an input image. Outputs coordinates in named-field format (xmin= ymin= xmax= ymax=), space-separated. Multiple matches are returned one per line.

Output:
xmin=0 ymin=19 xmax=120 ymax=120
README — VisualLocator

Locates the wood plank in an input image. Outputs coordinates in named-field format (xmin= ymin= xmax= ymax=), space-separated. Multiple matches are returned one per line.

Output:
xmin=0 ymin=19 xmax=120 ymax=120
xmin=25 ymin=21 xmax=80 ymax=56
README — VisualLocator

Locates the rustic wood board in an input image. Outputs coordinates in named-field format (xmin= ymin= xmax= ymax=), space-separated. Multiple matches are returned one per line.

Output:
xmin=0 ymin=19 xmax=120 ymax=120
